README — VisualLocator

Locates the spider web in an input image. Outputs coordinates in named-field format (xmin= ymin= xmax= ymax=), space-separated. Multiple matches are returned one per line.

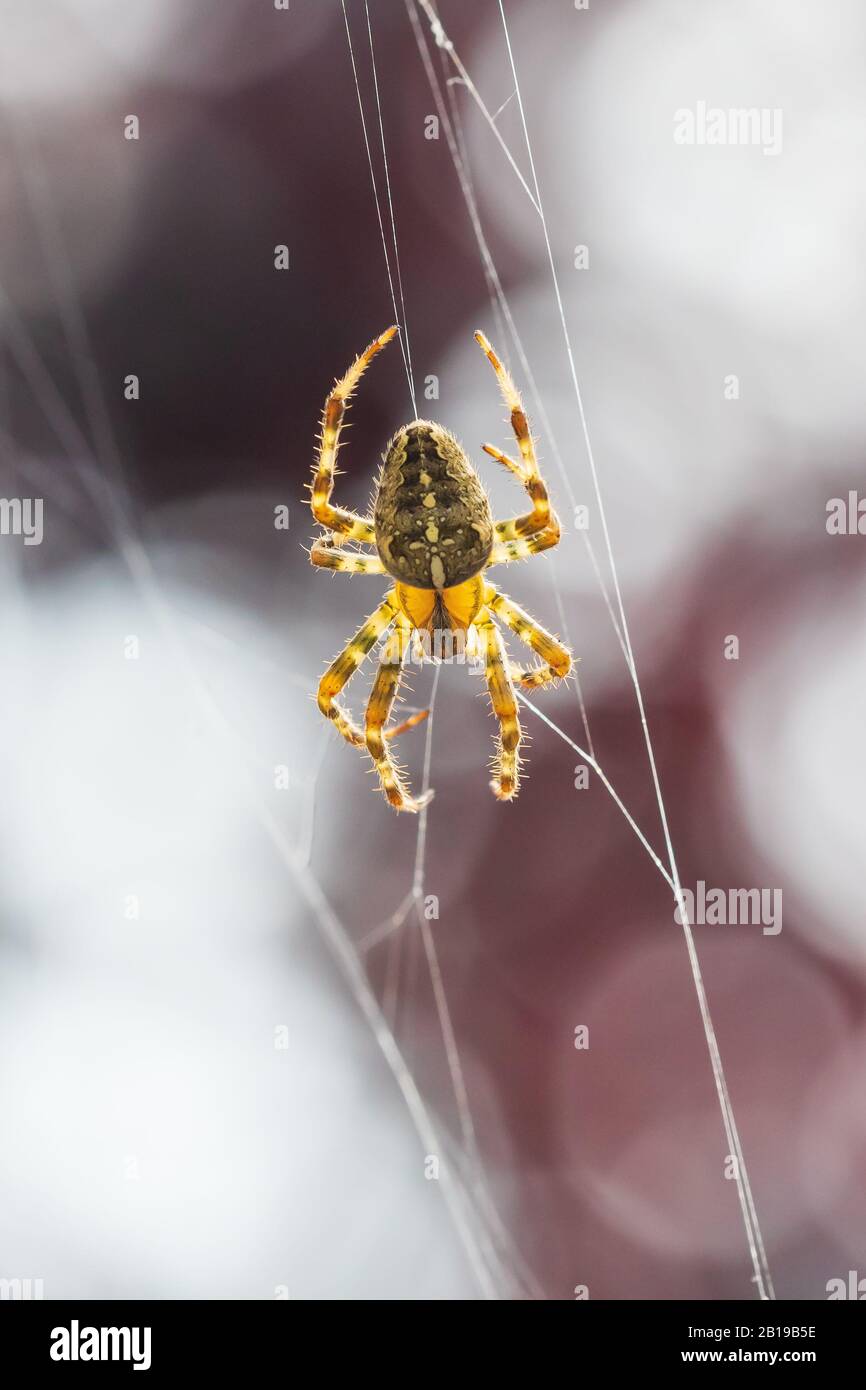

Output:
xmin=0 ymin=3 xmax=775 ymax=1302
xmin=334 ymin=0 xmax=775 ymax=1300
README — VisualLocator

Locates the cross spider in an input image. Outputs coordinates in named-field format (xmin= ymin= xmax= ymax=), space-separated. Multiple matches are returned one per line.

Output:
xmin=309 ymin=326 xmax=572 ymax=813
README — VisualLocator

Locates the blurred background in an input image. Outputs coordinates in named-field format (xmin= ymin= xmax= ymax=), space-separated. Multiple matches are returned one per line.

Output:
xmin=1 ymin=0 xmax=864 ymax=1300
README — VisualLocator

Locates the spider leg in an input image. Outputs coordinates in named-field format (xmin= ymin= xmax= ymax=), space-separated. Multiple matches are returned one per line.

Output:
xmin=474 ymin=331 xmax=560 ymax=546
xmin=385 ymin=708 xmax=429 ymax=740
xmin=365 ymin=618 xmax=433 ymax=813
xmin=317 ymin=591 xmax=400 ymax=748
xmin=311 ymin=535 xmax=386 ymax=575
xmin=488 ymin=526 xmax=561 ymax=565
xmin=482 ymin=441 xmax=556 ymax=544
xmin=477 ymin=609 xmax=522 ymax=801
xmin=480 ymin=441 xmax=524 ymax=482
xmin=311 ymin=325 xmax=398 ymax=542
xmin=484 ymin=583 xmax=573 ymax=690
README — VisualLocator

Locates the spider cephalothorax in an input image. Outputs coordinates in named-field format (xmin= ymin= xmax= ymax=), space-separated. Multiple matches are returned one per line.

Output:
xmin=308 ymin=326 xmax=572 ymax=812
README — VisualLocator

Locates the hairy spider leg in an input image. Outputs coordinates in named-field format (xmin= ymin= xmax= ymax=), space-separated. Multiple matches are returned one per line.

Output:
xmin=488 ymin=529 xmax=562 ymax=566
xmin=310 ymin=536 xmax=386 ymax=574
xmin=477 ymin=609 xmax=522 ymax=801
xmin=311 ymin=325 xmax=398 ymax=542
xmin=317 ymin=592 xmax=401 ymax=748
xmin=484 ymin=583 xmax=572 ymax=690
xmin=365 ymin=616 xmax=434 ymax=813
xmin=474 ymin=331 xmax=560 ymax=549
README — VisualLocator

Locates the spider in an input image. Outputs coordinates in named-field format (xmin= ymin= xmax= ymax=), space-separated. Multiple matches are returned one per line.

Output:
xmin=309 ymin=325 xmax=572 ymax=813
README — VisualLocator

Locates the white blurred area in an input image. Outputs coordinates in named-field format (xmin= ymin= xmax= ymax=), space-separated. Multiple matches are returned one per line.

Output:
xmin=455 ymin=0 xmax=866 ymax=573
xmin=0 ymin=523 xmax=478 ymax=1299
xmin=472 ymin=0 xmax=866 ymax=348
xmin=723 ymin=570 xmax=866 ymax=970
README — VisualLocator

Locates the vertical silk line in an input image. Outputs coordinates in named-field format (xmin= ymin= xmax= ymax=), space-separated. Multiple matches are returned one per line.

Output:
xmin=363 ymin=0 xmax=418 ymax=417
xmin=341 ymin=0 xmax=416 ymax=411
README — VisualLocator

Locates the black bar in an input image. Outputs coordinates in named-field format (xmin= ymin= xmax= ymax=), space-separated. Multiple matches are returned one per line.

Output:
xmin=3 ymin=1298 xmax=860 ymax=1374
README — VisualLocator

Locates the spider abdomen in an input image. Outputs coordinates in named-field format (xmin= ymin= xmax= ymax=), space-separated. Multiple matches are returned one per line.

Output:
xmin=374 ymin=420 xmax=493 ymax=590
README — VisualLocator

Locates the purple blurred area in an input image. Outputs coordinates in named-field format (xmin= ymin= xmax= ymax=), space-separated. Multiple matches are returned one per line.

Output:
xmin=1 ymin=0 xmax=865 ymax=1300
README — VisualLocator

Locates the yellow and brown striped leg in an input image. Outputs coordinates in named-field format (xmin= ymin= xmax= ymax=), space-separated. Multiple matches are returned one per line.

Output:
xmin=484 ymin=583 xmax=572 ymax=690
xmin=477 ymin=610 xmax=522 ymax=801
xmin=482 ymin=441 xmax=558 ymax=548
xmin=480 ymin=441 xmax=524 ymax=482
xmin=317 ymin=592 xmax=399 ymax=748
xmin=474 ymin=331 xmax=555 ymax=544
xmin=310 ymin=325 xmax=398 ymax=541
xmin=365 ymin=619 xmax=433 ymax=814
xmin=488 ymin=523 xmax=561 ymax=566
xmin=311 ymin=535 xmax=386 ymax=575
